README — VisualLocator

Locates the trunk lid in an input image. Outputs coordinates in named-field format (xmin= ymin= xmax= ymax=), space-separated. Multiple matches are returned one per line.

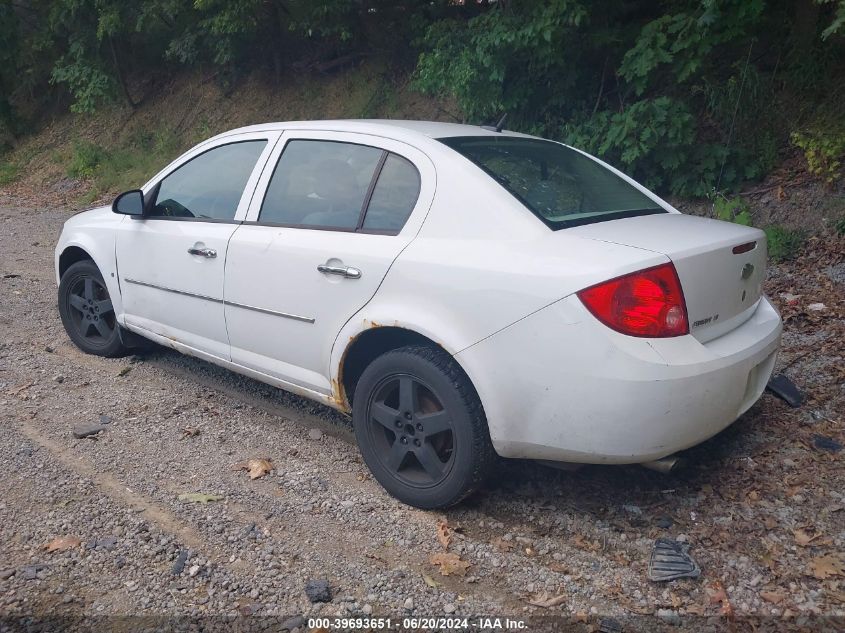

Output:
xmin=568 ymin=213 xmax=767 ymax=342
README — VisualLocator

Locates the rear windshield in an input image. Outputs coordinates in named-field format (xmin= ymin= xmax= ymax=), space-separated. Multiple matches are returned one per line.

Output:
xmin=439 ymin=136 xmax=666 ymax=229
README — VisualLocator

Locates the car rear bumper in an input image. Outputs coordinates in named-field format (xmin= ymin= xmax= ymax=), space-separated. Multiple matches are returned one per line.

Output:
xmin=456 ymin=294 xmax=782 ymax=464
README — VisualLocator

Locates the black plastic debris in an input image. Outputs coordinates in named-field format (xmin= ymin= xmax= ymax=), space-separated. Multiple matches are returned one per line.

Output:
xmin=598 ymin=617 xmax=623 ymax=633
xmin=655 ymin=516 xmax=674 ymax=529
xmin=813 ymin=434 xmax=843 ymax=453
xmin=304 ymin=578 xmax=332 ymax=603
xmin=171 ymin=549 xmax=189 ymax=575
xmin=648 ymin=538 xmax=701 ymax=582
xmin=766 ymin=374 xmax=804 ymax=408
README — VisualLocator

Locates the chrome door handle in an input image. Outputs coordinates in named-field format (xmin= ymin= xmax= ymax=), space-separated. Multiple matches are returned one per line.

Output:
xmin=317 ymin=263 xmax=362 ymax=279
xmin=187 ymin=247 xmax=217 ymax=258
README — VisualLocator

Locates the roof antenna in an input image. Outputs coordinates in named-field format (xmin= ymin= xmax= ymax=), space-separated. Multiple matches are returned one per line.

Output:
xmin=480 ymin=112 xmax=508 ymax=133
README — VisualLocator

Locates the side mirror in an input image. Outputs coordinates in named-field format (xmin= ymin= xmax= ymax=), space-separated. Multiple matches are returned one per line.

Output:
xmin=112 ymin=189 xmax=145 ymax=216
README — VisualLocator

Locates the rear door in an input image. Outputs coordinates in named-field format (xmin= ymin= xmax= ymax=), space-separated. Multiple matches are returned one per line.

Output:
xmin=116 ymin=133 xmax=278 ymax=359
xmin=224 ymin=131 xmax=435 ymax=394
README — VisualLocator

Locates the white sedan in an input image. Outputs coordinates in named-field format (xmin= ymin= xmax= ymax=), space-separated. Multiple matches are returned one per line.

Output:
xmin=55 ymin=120 xmax=782 ymax=508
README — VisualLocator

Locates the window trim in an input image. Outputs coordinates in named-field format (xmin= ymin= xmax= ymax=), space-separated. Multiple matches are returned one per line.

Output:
xmin=254 ymin=138 xmax=422 ymax=236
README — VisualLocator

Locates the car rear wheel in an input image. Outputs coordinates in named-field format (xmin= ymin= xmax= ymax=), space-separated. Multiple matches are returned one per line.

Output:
xmin=352 ymin=345 xmax=496 ymax=509
xmin=58 ymin=260 xmax=129 ymax=358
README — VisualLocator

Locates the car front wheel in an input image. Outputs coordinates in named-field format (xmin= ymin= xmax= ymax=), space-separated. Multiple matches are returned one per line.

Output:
xmin=58 ymin=260 xmax=129 ymax=358
xmin=352 ymin=345 xmax=496 ymax=509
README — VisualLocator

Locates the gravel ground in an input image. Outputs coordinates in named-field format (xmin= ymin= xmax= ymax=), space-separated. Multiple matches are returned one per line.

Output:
xmin=1 ymin=196 xmax=843 ymax=632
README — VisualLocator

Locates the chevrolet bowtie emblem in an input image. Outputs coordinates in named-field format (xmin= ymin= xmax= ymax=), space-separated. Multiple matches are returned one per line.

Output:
xmin=741 ymin=263 xmax=754 ymax=280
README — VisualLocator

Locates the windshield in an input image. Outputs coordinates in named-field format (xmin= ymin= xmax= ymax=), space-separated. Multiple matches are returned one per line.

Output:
xmin=439 ymin=136 xmax=666 ymax=229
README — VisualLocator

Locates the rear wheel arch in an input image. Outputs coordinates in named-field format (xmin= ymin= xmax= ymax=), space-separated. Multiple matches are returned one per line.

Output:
xmin=338 ymin=326 xmax=476 ymax=411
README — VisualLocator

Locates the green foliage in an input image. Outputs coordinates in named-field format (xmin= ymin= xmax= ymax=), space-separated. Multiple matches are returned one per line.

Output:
xmin=714 ymin=196 xmax=753 ymax=226
xmin=68 ymin=127 xmax=182 ymax=200
xmin=413 ymin=0 xmax=840 ymax=197
xmin=415 ymin=1 xmax=588 ymax=126
xmin=3 ymin=0 xmax=845 ymax=199
xmin=68 ymin=142 xmax=108 ymax=179
xmin=0 ymin=159 xmax=21 ymax=186
xmin=566 ymin=97 xmax=736 ymax=196
xmin=819 ymin=0 xmax=845 ymax=39
xmin=835 ymin=214 xmax=845 ymax=235
xmin=791 ymin=126 xmax=845 ymax=184
xmin=765 ymin=225 xmax=805 ymax=261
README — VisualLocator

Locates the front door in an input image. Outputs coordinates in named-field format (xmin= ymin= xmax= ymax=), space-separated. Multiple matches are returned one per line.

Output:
xmin=116 ymin=133 xmax=277 ymax=359
xmin=224 ymin=131 xmax=435 ymax=394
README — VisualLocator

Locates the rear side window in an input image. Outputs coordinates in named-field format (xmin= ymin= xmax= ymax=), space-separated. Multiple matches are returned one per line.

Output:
xmin=362 ymin=154 xmax=421 ymax=232
xmin=259 ymin=140 xmax=383 ymax=229
xmin=259 ymin=139 xmax=421 ymax=234
xmin=150 ymin=140 xmax=267 ymax=221
xmin=439 ymin=136 xmax=665 ymax=229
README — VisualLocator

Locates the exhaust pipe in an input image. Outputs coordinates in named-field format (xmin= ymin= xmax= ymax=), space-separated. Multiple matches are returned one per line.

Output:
xmin=640 ymin=455 xmax=684 ymax=474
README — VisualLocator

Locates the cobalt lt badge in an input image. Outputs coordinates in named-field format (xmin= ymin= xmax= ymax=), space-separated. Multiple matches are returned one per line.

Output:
xmin=741 ymin=262 xmax=754 ymax=280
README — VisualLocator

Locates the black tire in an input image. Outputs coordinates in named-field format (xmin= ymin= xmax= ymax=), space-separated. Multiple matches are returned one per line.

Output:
xmin=352 ymin=345 xmax=496 ymax=509
xmin=58 ymin=260 xmax=129 ymax=358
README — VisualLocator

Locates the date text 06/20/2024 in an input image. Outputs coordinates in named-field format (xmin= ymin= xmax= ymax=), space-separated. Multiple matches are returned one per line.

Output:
xmin=307 ymin=616 xmax=528 ymax=630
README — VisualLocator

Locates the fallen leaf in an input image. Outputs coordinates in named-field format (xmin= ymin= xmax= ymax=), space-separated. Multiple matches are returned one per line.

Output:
xmin=422 ymin=573 xmax=439 ymax=588
xmin=231 ymin=458 xmax=274 ymax=480
xmin=491 ymin=537 xmax=514 ymax=552
xmin=436 ymin=518 xmax=451 ymax=550
xmin=573 ymin=534 xmax=601 ymax=553
xmin=527 ymin=592 xmax=567 ymax=608
xmin=45 ymin=535 xmax=81 ymax=552
xmin=809 ymin=555 xmax=845 ymax=580
xmin=177 ymin=493 xmax=224 ymax=504
xmin=708 ymin=582 xmax=734 ymax=617
xmin=430 ymin=552 xmax=470 ymax=577
xmin=685 ymin=604 xmax=706 ymax=616
xmin=794 ymin=527 xmax=829 ymax=547
xmin=760 ymin=591 xmax=786 ymax=605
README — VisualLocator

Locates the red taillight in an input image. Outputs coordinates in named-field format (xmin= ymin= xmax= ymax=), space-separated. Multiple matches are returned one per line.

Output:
xmin=577 ymin=263 xmax=689 ymax=338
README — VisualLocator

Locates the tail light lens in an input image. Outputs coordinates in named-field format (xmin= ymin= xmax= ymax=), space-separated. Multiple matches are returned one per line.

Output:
xmin=577 ymin=263 xmax=689 ymax=338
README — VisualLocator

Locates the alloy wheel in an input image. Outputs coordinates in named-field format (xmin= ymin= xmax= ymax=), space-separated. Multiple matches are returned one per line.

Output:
xmin=365 ymin=373 xmax=455 ymax=488
xmin=66 ymin=275 xmax=116 ymax=345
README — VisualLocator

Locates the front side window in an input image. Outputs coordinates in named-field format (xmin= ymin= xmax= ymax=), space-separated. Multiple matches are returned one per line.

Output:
xmin=259 ymin=140 xmax=383 ymax=229
xmin=439 ymin=136 xmax=665 ymax=229
xmin=150 ymin=140 xmax=267 ymax=220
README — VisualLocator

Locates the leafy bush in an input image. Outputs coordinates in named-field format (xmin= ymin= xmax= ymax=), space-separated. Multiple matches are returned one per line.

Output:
xmin=765 ymin=225 xmax=805 ymax=261
xmin=714 ymin=195 xmax=753 ymax=226
xmin=791 ymin=127 xmax=845 ymax=184
xmin=0 ymin=160 xmax=20 ymax=186
xmin=68 ymin=142 xmax=108 ymax=179
xmin=50 ymin=42 xmax=116 ymax=114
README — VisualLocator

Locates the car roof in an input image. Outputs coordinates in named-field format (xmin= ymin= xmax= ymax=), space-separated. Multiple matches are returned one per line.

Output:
xmin=217 ymin=119 xmax=532 ymax=144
